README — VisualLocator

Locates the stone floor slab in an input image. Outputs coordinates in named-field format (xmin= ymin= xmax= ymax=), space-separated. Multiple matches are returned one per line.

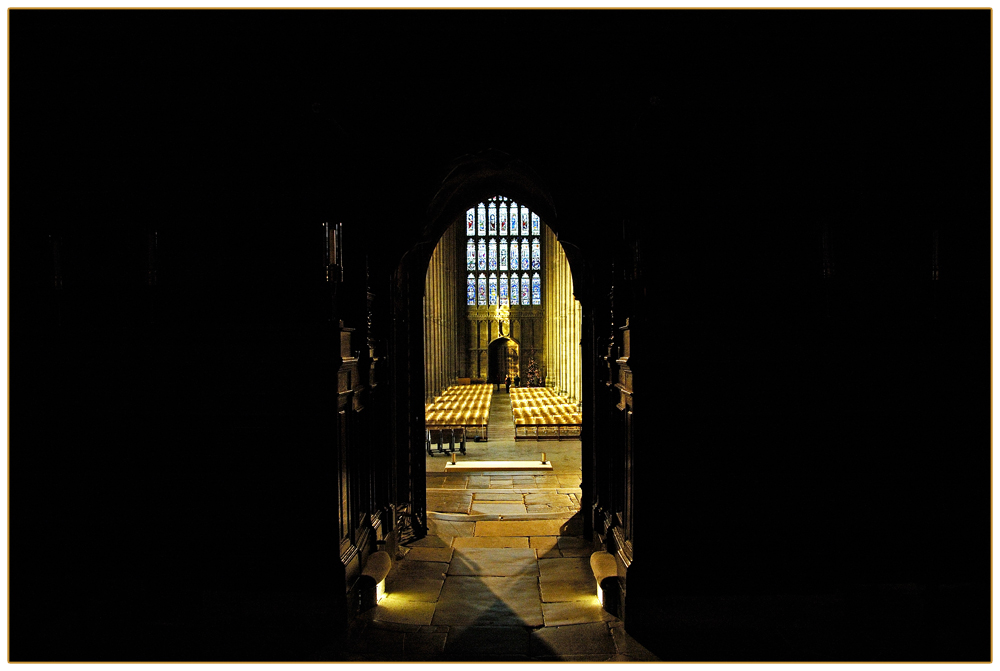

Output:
xmin=403 ymin=630 xmax=448 ymax=657
xmin=529 ymin=621 xmax=617 ymax=657
xmin=442 ymin=625 xmax=531 ymax=658
xmin=475 ymin=519 xmax=575 ymax=537
xmin=557 ymin=537 xmax=592 ymax=557
xmin=470 ymin=502 xmax=528 ymax=515
xmin=448 ymin=548 xmax=539 ymax=576
xmin=427 ymin=519 xmax=476 ymax=538
xmin=391 ymin=560 xmax=449 ymax=581
xmin=426 ymin=492 xmax=473 ymax=514
xmin=405 ymin=546 xmax=454 ymax=563
xmin=524 ymin=492 xmax=575 ymax=506
xmin=452 ymin=536 xmax=530 ymax=549
xmin=372 ymin=596 xmax=436 ymax=626
xmin=538 ymin=557 xmax=595 ymax=603
xmin=432 ymin=575 xmax=543 ymax=627
xmin=473 ymin=492 xmax=525 ymax=501
xmin=406 ymin=535 xmax=452 ymax=549
xmin=610 ymin=623 xmax=660 ymax=660
xmin=385 ymin=576 xmax=445 ymax=603
xmin=542 ymin=599 xmax=616 ymax=626
xmin=530 ymin=536 xmax=561 ymax=559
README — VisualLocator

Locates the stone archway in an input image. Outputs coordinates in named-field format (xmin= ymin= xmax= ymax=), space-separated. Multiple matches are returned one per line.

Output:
xmin=488 ymin=337 xmax=519 ymax=389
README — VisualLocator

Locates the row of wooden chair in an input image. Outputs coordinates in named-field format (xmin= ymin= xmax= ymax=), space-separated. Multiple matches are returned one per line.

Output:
xmin=509 ymin=387 xmax=582 ymax=440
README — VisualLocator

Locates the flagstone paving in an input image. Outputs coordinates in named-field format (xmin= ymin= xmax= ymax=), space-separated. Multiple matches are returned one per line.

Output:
xmin=339 ymin=392 xmax=657 ymax=661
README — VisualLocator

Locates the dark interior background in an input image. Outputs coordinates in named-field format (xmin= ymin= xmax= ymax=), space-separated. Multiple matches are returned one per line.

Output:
xmin=11 ymin=9 xmax=990 ymax=661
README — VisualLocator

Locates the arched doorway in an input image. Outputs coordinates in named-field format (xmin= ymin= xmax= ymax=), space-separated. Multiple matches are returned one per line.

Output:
xmin=488 ymin=337 xmax=519 ymax=389
xmin=390 ymin=150 xmax=592 ymax=539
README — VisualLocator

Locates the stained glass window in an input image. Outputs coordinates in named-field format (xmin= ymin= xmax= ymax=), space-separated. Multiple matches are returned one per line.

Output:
xmin=462 ymin=196 xmax=545 ymax=308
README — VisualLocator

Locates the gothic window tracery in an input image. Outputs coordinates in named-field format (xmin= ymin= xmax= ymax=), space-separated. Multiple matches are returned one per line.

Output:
xmin=466 ymin=196 xmax=545 ymax=307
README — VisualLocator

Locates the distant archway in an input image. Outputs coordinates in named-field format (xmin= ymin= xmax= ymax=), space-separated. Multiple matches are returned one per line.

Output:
xmin=488 ymin=337 xmax=519 ymax=388
xmin=391 ymin=149 xmax=592 ymax=538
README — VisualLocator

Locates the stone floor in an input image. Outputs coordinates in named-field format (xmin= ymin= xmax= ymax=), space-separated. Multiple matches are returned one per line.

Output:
xmin=343 ymin=519 xmax=658 ymax=662
xmin=343 ymin=391 xmax=656 ymax=661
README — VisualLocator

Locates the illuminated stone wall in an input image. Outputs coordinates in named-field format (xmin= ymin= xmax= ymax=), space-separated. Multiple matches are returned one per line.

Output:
xmin=423 ymin=218 xmax=580 ymax=399
xmin=423 ymin=221 xmax=460 ymax=401
xmin=543 ymin=224 xmax=582 ymax=403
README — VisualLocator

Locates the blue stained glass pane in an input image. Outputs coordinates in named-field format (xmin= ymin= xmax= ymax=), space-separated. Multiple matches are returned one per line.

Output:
xmin=509 ymin=204 xmax=518 ymax=234
xmin=467 ymin=275 xmax=476 ymax=305
xmin=499 ymin=204 xmax=508 ymax=236
xmin=499 ymin=274 xmax=509 ymax=304
xmin=467 ymin=209 xmax=475 ymax=236
xmin=489 ymin=275 xmax=498 ymax=305
xmin=478 ymin=240 xmax=486 ymax=270
xmin=532 ymin=273 xmax=541 ymax=305
xmin=488 ymin=203 xmax=497 ymax=235
xmin=489 ymin=239 xmax=497 ymax=270
xmin=532 ymin=238 xmax=540 ymax=270
xmin=478 ymin=275 xmax=487 ymax=305
xmin=531 ymin=213 xmax=540 ymax=236
xmin=521 ymin=274 xmax=530 ymax=304
xmin=477 ymin=205 xmax=486 ymax=236
xmin=521 ymin=239 xmax=530 ymax=270
xmin=521 ymin=206 xmax=529 ymax=235
xmin=467 ymin=240 xmax=476 ymax=270
xmin=510 ymin=276 xmax=519 ymax=305
xmin=510 ymin=240 xmax=518 ymax=271
xmin=500 ymin=243 xmax=508 ymax=270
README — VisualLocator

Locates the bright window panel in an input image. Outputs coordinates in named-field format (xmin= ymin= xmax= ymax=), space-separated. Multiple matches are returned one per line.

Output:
xmin=521 ymin=239 xmax=530 ymax=270
xmin=521 ymin=206 xmax=529 ymax=235
xmin=499 ymin=273 xmax=509 ymax=305
xmin=532 ymin=238 xmax=541 ymax=270
xmin=489 ymin=274 xmax=498 ymax=305
xmin=478 ymin=239 xmax=487 ymax=270
xmin=467 ymin=240 xmax=476 ymax=270
xmin=500 ymin=241 xmax=508 ymax=270
xmin=478 ymin=274 xmax=487 ymax=305
xmin=509 ymin=202 xmax=518 ymax=235
xmin=467 ymin=208 xmax=475 ymax=236
xmin=521 ymin=273 xmax=531 ymax=304
xmin=510 ymin=275 xmax=520 ymax=305
xmin=467 ymin=275 xmax=476 ymax=305
xmin=488 ymin=202 xmax=497 ymax=235
xmin=499 ymin=203 xmax=508 ymax=236
xmin=531 ymin=212 xmax=540 ymax=236
xmin=488 ymin=239 xmax=498 ymax=270
xmin=532 ymin=273 xmax=541 ymax=305
xmin=477 ymin=204 xmax=486 ymax=236
xmin=510 ymin=239 xmax=519 ymax=273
